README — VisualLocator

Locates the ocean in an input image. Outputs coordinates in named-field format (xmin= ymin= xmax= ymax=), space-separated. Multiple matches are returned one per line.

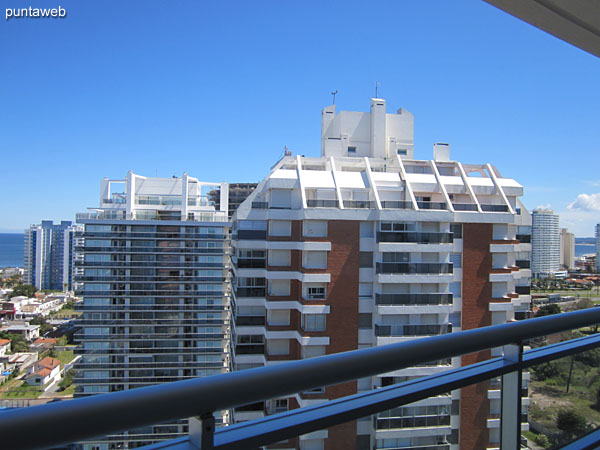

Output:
xmin=0 ymin=233 xmax=24 ymax=268
xmin=575 ymin=243 xmax=596 ymax=257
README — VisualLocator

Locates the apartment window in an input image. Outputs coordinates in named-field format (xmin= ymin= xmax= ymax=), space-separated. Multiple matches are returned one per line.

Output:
xmin=303 ymin=220 xmax=327 ymax=237
xmin=450 ymin=282 xmax=461 ymax=298
xmin=382 ymin=252 xmax=409 ymax=263
xmin=450 ymin=223 xmax=462 ymax=239
xmin=302 ymin=345 xmax=326 ymax=358
xmin=268 ymin=309 xmax=290 ymax=326
xmin=305 ymin=283 xmax=326 ymax=300
xmin=301 ymin=439 xmax=325 ymax=450
xmin=303 ymin=251 xmax=327 ymax=269
xmin=360 ymin=221 xmax=374 ymax=237
xmin=302 ymin=314 xmax=326 ymax=331
xmin=268 ymin=279 xmax=290 ymax=296
xmin=268 ymin=249 xmax=291 ymax=267
xmin=449 ymin=253 xmax=462 ymax=268
xmin=358 ymin=313 xmax=372 ymax=329
xmin=238 ymin=220 xmax=267 ymax=230
xmin=270 ymin=189 xmax=292 ymax=209
xmin=359 ymin=252 xmax=373 ymax=268
xmin=270 ymin=398 xmax=289 ymax=413
xmin=269 ymin=220 xmax=291 ymax=236
xmin=359 ymin=283 xmax=373 ymax=298
xmin=267 ymin=339 xmax=290 ymax=355
xmin=380 ymin=222 xmax=416 ymax=231
xmin=397 ymin=148 xmax=407 ymax=155
xmin=348 ymin=146 xmax=357 ymax=154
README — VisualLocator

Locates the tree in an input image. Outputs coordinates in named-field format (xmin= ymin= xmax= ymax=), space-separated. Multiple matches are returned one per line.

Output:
xmin=29 ymin=316 xmax=53 ymax=335
xmin=556 ymin=409 xmax=588 ymax=435
xmin=58 ymin=369 xmax=76 ymax=391
xmin=9 ymin=334 xmax=29 ymax=353
xmin=536 ymin=303 xmax=561 ymax=317
xmin=574 ymin=298 xmax=594 ymax=310
xmin=8 ymin=284 xmax=37 ymax=299
xmin=535 ymin=433 xmax=551 ymax=449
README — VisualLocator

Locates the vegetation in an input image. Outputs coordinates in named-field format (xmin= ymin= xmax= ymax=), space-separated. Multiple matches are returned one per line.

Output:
xmin=29 ymin=316 xmax=53 ymax=335
xmin=57 ymin=350 xmax=74 ymax=365
xmin=556 ymin=409 xmax=588 ymax=436
xmin=534 ymin=433 xmax=551 ymax=449
xmin=0 ymin=331 xmax=30 ymax=353
xmin=8 ymin=284 xmax=37 ymax=299
xmin=58 ymin=369 xmax=76 ymax=391
xmin=1 ymin=382 xmax=42 ymax=399
xmin=536 ymin=303 xmax=561 ymax=317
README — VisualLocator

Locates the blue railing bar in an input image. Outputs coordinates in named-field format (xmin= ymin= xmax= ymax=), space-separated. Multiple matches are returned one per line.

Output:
xmin=1 ymin=309 xmax=599 ymax=450
xmin=138 ymin=437 xmax=193 ymax=450
xmin=560 ymin=427 xmax=600 ymax=450
xmin=213 ymin=358 xmax=514 ymax=449
xmin=211 ymin=334 xmax=600 ymax=449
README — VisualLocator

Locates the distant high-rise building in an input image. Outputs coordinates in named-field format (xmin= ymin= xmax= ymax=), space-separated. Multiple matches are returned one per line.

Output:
xmin=596 ymin=223 xmax=600 ymax=258
xmin=74 ymin=171 xmax=233 ymax=449
xmin=208 ymin=183 xmax=258 ymax=218
xmin=232 ymin=98 xmax=532 ymax=450
xmin=531 ymin=209 xmax=560 ymax=278
xmin=24 ymin=220 xmax=81 ymax=291
xmin=560 ymin=228 xmax=575 ymax=270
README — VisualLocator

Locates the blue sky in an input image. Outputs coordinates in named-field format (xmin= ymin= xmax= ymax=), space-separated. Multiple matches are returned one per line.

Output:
xmin=1 ymin=0 xmax=599 ymax=235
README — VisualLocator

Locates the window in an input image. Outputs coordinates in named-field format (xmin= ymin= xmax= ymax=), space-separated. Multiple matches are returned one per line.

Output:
xmin=382 ymin=252 xmax=409 ymax=263
xmin=238 ymin=220 xmax=267 ymax=230
xmin=359 ymin=283 xmax=373 ymax=298
xmin=348 ymin=146 xmax=357 ymax=154
xmin=268 ymin=309 xmax=290 ymax=326
xmin=359 ymin=252 xmax=373 ymax=268
xmin=360 ymin=221 xmax=374 ymax=237
xmin=303 ymin=251 xmax=327 ymax=269
xmin=269 ymin=220 xmax=291 ymax=236
xmin=450 ymin=223 xmax=462 ymax=239
xmin=450 ymin=282 xmax=461 ymax=298
xmin=397 ymin=148 xmax=407 ymax=155
xmin=303 ymin=220 xmax=327 ymax=237
xmin=302 ymin=314 xmax=326 ymax=331
xmin=268 ymin=279 xmax=290 ymax=296
xmin=270 ymin=189 xmax=292 ymax=209
xmin=358 ymin=313 xmax=372 ymax=329
xmin=302 ymin=345 xmax=326 ymax=358
xmin=380 ymin=221 xmax=416 ymax=231
xmin=305 ymin=283 xmax=326 ymax=300
xmin=449 ymin=253 xmax=462 ymax=268
xmin=268 ymin=250 xmax=291 ymax=267
xmin=270 ymin=398 xmax=289 ymax=413
xmin=267 ymin=339 xmax=289 ymax=355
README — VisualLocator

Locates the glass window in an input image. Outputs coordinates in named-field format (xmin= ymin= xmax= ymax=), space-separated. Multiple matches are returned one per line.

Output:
xmin=302 ymin=314 xmax=326 ymax=331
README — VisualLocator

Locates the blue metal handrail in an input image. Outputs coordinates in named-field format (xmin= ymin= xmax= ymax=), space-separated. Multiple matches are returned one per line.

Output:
xmin=1 ymin=308 xmax=600 ymax=450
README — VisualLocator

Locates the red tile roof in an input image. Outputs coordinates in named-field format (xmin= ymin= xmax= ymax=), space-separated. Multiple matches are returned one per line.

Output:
xmin=37 ymin=357 xmax=60 ymax=370
xmin=0 ymin=339 xmax=11 ymax=346
xmin=33 ymin=338 xmax=57 ymax=345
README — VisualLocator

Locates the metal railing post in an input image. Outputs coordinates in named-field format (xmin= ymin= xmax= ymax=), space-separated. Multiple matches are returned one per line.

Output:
xmin=500 ymin=343 xmax=523 ymax=450
xmin=200 ymin=412 xmax=215 ymax=450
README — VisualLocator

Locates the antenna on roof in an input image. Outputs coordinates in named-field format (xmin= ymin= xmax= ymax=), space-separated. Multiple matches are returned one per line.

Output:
xmin=375 ymin=81 xmax=380 ymax=98
xmin=284 ymin=146 xmax=292 ymax=156
xmin=331 ymin=90 xmax=338 ymax=104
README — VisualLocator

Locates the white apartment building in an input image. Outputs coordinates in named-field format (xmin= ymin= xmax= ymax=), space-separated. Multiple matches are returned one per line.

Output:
xmin=596 ymin=223 xmax=600 ymax=259
xmin=75 ymin=171 xmax=233 ymax=449
xmin=531 ymin=209 xmax=560 ymax=278
xmin=232 ymin=98 xmax=532 ymax=450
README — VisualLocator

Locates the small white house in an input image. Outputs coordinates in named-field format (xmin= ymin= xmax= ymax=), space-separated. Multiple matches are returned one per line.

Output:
xmin=25 ymin=356 xmax=61 ymax=390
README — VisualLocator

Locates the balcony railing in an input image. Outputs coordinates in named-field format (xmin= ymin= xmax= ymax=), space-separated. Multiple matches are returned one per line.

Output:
xmin=376 ymin=414 xmax=451 ymax=429
xmin=236 ymin=287 xmax=266 ymax=297
xmin=416 ymin=201 xmax=447 ymax=210
xmin=516 ymin=260 xmax=531 ymax=269
xmin=376 ymin=231 xmax=453 ymax=244
xmin=452 ymin=202 xmax=478 ymax=211
xmin=381 ymin=200 xmax=413 ymax=209
xmin=480 ymin=204 xmax=510 ymax=212
xmin=516 ymin=234 xmax=532 ymax=243
xmin=2 ymin=309 xmax=600 ymax=450
xmin=375 ymin=324 xmax=452 ymax=337
xmin=236 ymin=259 xmax=266 ymax=269
xmin=376 ymin=262 xmax=453 ymax=275
xmin=251 ymin=201 xmax=268 ymax=209
xmin=375 ymin=293 xmax=453 ymax=306
xmin=235 ymin=316 xmax=266 ymax=326
xmin=307 ymin=199 xmax=338 ymax=208
xmin=343 ymin=200 xmax=374 ymax=209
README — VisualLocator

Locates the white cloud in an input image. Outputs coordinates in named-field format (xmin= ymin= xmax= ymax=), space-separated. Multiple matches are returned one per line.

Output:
xmin=558 ymin=208 xmax=598 ymax=237
xmin=568 ymin=192 xmax=600 ymax=212
xmin=535 ymin=203 xmax=552 ymax=210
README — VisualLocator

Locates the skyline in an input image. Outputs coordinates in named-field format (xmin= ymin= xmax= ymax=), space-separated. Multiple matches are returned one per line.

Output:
xmin=1 ymin=0 xmax=599 ymax=236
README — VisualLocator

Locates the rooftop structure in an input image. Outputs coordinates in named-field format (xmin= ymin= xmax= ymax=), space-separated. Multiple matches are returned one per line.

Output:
xmin=232 ymin=98 xmax=532 ymax=450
